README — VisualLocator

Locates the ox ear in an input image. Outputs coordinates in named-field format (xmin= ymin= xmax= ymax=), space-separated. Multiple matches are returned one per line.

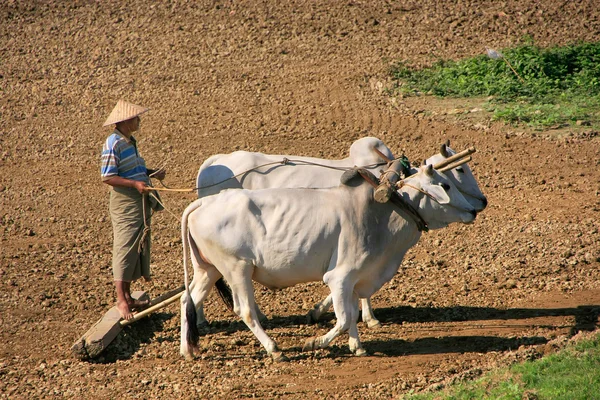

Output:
xmin=440 ymin=142 xmax=450 ymax=158
xmin=425 ymin=183 xmax=451 ymax=204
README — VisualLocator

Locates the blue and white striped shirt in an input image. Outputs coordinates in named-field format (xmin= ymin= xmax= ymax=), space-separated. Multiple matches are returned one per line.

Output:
xmin=100 ymin=130 xmax=149 ymax=183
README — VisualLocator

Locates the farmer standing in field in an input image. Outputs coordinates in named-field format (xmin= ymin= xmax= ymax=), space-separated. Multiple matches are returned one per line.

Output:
xmin=100 ymin=100 xmax=166 ymax=320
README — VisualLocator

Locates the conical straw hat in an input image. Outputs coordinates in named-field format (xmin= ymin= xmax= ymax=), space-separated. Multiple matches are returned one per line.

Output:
xmin=103 ymin=99 xmax=150 ymax=126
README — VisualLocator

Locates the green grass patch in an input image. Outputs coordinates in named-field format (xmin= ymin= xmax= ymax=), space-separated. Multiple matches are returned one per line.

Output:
xmin=390 ymin=40 xmax=600 ymax=130
xmin=404 ymin=333 xmax=600 ymax=400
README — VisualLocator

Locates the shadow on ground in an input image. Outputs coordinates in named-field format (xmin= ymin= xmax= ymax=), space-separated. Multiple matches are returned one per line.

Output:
xmin=374 ymin=304 xmax=600 ymax=335
xmin=89 ymin=312 xmax=174 ymax=364
xmin=90 ymin=304 xmax=599 ymax=362
xmin=365 ymin=335 xmax=547 ymax=357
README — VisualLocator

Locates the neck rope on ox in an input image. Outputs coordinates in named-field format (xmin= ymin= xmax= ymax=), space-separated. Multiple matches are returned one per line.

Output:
xmin=397 ymin=182 xmax=435 ymax=201
xmin=398 ymin=181 xmax=474 ymax=215
xmin=389 ymin=191 xmax=429 ymax=232
xmin=356 ymin=169 xmax=429 ymax=232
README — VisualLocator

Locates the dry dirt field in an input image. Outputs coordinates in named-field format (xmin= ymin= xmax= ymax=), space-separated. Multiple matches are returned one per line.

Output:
xmin=2 ymin=1 xmax=600 ymax=398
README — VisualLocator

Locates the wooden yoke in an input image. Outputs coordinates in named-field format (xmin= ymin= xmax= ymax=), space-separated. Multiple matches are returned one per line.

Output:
xmin=433 ymin=147 xmax=476 ymax=170
xmin=374 ymin=159 xmax=405 ymax=203
xmin=438 ymin=156 xmax=472 ymax=173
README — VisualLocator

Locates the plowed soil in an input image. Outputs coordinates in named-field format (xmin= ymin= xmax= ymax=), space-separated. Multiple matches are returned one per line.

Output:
xmin=1 ymin=1 xmax=600 ymax=398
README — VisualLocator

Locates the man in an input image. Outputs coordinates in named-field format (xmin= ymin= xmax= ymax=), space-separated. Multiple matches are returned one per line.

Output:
xmin=100 ymin=99 xmax=166 ymax=320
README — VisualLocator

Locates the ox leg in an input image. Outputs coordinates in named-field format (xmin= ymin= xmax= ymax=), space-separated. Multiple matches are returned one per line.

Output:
xmin=190 ymin=280 xmax=208 ymax=328
xmin=307 ymin=293 xmax=334 ymax=324
xmin=303 ymin=278 xmax=363 ymax=355
xmin=361 ymin=297 xmax=381 ymax=328
xmin=180 ymin=264 xmax=222 ymax=360
xmin=193 ymin=266 xmax=223 ymax=326
xmin=224 ymin=262 xmax=286 ymax=362
xmin=192 ymin=296 xmax=268 ymax=327
xmin=309 ymin=295 xmax=380 ymax=329
xmin=348 ymin=294 xmax=367 ymax=356
xmin=255 ymin=303 xmax=268 ymax=323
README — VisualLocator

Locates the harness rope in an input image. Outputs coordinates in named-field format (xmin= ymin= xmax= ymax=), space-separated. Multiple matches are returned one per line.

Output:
xmin=145 ymin=154 xmax=471 ymax=233
xmin=138 ymin=193 xmax=151 ymax=254
xmin=148 ymin=191 xmax=180 ymax=221
xmin=397 ymin=181 xmax=475 ymax=214
xmin=151 ymin=157 xmax=394 ymax=193
xmin=356 ymin=169 xmax=429 ymax=232
xmin=135 ymin=158 xmax=395 ymax=255
xmin=396 ymin=182 xmax=436 ymax=201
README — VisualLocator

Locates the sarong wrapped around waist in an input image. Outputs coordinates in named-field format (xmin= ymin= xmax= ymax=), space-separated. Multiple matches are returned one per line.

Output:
xmin=109 ymin=186 xmax=152 ymax=282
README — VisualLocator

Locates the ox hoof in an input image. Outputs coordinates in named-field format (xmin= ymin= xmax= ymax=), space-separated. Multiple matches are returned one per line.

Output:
xmin=181 ymin=351 xmax=195 ymax=361
xmin=271 ymin=351 xmax=289 ymax=362
xmin=302 ymin=338 xmax=317 ymax=352
xmin=354 ymin=348 xmax=368 ymax=357
xmin=366 ymin=320 xmax=382 ymax=329
xmin=306 ymin=311 xmax=318 ymax=325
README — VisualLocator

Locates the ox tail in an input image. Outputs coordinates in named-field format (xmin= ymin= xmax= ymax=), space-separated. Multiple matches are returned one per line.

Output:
xmin=181 ymin=199 xmax=203 ymax=350
xmin=215 ymin=278 xmax=234 ymax=311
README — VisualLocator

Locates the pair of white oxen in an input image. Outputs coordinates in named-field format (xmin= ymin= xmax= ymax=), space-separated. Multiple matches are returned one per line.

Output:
xmin=180 ymin=137 xmax=487 ymax=361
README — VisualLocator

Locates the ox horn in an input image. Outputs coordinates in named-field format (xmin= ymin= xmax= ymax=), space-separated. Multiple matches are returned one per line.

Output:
xmin=440 ymin=142 xmax=450 ymax=158
xmin=424 ymin=164 xmax=434 ymax=177
xmin=433 ymin=146 xmax=476 ymax=170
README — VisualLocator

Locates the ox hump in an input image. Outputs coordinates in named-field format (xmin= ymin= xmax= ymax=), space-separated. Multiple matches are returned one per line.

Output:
xmin=340 ymin=168 xmax=379 ymax=187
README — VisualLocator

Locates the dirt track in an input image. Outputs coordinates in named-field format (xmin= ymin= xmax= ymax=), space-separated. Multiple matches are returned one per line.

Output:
xmin=1 ymin=1 xmax=600 ymax=398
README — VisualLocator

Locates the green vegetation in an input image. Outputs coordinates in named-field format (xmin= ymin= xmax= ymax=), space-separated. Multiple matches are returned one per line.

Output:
xmin=404 ymin=333 xmax=600 ymax=400
xmin=390 ymin=40 xmax=600 ymax=130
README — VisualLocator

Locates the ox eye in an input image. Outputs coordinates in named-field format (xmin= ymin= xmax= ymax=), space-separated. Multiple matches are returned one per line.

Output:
xmin=457 ymin=167 xmax=465 ymax=173
xmin=439 ymin=182 xmax=451 ymax=191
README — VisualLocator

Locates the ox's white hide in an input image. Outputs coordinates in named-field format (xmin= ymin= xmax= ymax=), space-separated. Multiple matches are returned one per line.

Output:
xmin=196 ymin=137 xmax=394 ymax=197
xmin=180 ymin=166 xmax=476 ymax=360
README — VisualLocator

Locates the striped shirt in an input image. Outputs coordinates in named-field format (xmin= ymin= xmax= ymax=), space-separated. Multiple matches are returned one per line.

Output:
xmin=100 ymin=130 xmax=149 ymax=183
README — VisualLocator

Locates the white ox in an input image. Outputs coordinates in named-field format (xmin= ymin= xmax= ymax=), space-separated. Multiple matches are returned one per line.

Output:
xmin=180 ymin=165 xmax=477 ymax=360
xmin=193 ymin=138 xmax=487 ymax=328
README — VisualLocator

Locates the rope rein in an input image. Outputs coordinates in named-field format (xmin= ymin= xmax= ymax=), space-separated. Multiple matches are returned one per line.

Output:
xmin=148 ymin=191 xmax=180 ymax=221
xmin=146 ymin=152 xmax=472 ymax=231
xmin=150 ymin=157 xmax=394 ymax=193
xmin=396 ymin=182 xmax=436 ymax=201
xmin=381 ymin=169 xmax=400 ymax=180
xmin=142 ymin=156 xmax=399 ymax=225
xmin=138 ymin=193 xmax=152 ymax=254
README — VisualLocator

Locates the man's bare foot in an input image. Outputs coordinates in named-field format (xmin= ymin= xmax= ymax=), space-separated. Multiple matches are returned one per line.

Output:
xmin=117 ymin=300 xmax=134 ymax=320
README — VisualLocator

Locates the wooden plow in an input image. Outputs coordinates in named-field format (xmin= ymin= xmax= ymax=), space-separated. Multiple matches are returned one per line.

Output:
xmin=71 ymin=286 xmax=184 ymax=360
